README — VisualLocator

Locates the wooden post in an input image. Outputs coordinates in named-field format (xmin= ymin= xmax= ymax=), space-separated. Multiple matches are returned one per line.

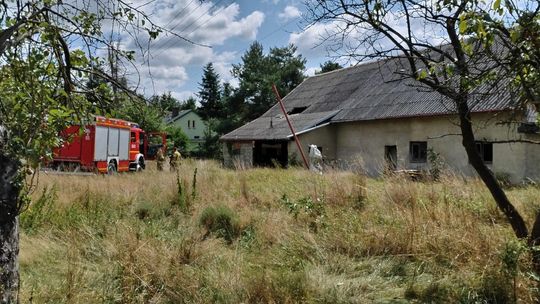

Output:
xmin=272 ymin=84 xmax=309 ymax=169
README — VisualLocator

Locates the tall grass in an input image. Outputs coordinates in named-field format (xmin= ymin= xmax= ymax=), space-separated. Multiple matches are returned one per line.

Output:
xmin=19 ymin=160 xmax=540 ymax=303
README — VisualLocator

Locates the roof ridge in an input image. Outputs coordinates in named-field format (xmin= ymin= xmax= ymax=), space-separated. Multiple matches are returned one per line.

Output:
xmin=309 ymin=57 xmax=393 ymax=78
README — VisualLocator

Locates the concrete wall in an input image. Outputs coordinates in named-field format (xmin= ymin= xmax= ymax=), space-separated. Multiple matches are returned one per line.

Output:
xmin=288 ymin=124 xmax=337 ymax=165
xmin=222 ymin=141 xmax=253 ymax=168
xmin=288 ymin=113 xmax=539 ymax=183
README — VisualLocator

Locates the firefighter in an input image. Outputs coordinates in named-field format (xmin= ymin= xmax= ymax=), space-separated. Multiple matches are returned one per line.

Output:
xmin=156 ymin=147 xmax=165 ymax=171
xmin=170 ymin=147 xmax=181 ymax=171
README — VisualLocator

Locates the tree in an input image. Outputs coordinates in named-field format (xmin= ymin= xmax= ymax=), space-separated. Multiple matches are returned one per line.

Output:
xmin=232 ymin=42 xmax=306 ymax=121
xmin=305 ymin=1 xmax=540 ymax=269
xmin=149 ymin=92 xmax=179 ymax=115
xmin=198 ymin=62 xmax=223 ymax=120
xmin=0 ymin=1 xmax=176 ymax=301
xmin=200 ymin=119 xmax=222 ymax=159
xmin=216 ymin=82 xmax=245 ymax=135
xmin=179 ymin=96 xmax=198 ymax=112
xmin=117 ymin=94 xmax=164 ymax=132
xmin=316 ymin=61 xmax=343 ymax=74
xmin=165 ymin=126 xmax=190 ymax=154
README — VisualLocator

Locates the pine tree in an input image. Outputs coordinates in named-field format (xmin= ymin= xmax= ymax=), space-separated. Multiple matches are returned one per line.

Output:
xmin=232 ymin=42 xmax=306 ymax=121
xmin=316 ymin=61 xmax=343 ymax=74
xmin=198 ymin=62 xmax=223 ymax=120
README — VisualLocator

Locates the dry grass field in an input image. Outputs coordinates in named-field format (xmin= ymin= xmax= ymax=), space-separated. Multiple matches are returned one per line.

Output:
xmin=19 ymin=160 xmax=540 ymax=303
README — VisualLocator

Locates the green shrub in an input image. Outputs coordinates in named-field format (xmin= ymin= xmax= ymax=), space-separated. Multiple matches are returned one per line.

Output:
xmin=405 ymin=282 xmax=450 ymax=303
xmin=281 ymin=194 xmax=326 ymax=232
xmin=199 ymin=205 xmax=240 ymax=243
xmin=457 ymin=270 xmax=512 ymax=303
xmin=135 ymin=201 xmax=152 ymax=220
xmin=20 ymin=186 xmax=57 ymax=233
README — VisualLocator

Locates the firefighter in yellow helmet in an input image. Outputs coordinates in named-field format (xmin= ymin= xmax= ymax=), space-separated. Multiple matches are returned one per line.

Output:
xmin=169 ymin=147 xmax=181 ymax=171
xmin=156 ymin=147 xmax=165 ymax=171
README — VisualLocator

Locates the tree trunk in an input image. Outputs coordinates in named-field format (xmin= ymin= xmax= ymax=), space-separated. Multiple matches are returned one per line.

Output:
xmin=0 ymin=154 xmax=21 ymax=303
xmin=456 ymin=100 xmax=529 ymax=239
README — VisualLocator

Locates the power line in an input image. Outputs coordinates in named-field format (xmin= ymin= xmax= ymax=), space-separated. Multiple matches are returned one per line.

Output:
xmin=259 ymin=16 xmax=302 ymax=42
xmin=151 ymin=0 xmax=231 ymax=58
xmin=163 ymin=0 xmax=197 ymax=28
xmin=155 ymin=0 xmax=205 ymax=49
xmin=184 ymin=0 xmax=234 ymax=37
xmin=177 ymin=0 xmax=227 ymax=35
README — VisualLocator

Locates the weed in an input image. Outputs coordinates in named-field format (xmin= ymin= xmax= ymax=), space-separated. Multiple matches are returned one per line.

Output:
xmin=281 ymin=194 xmax=326 ymax=232
xmin=134 ymin=201 xmax=152 ymax=220
xmin=199 ymin=205 xmax=241 ymax=243
xmin=459 ymin=270 xmax=512 ymax=303
xmin=191 ymin=167 xmax=198 ymax=200
xmin=427 ymin=148 xmax=445 ymax=180
xmin=352 ymin=173 xmax=368 ymax=209
xmin=20 ymin=186 xmax=56 ymax=233
xmin=176 ymin=173 xmax=190 ymax=213
xmin=405 ymin=281 xmax=450 ymax=303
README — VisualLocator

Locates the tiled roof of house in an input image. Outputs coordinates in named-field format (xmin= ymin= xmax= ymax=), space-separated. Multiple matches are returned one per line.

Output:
xmin=221 ymin=56 xmax=514 ymax=141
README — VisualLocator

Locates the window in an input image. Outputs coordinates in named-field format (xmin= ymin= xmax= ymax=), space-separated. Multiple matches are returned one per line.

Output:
xmin=409 ymin=141 xmax=427 ymax=163
xmin=475 ymin=142 xmax=493 ymax=163
xmin=192 ymin=120 xmax=196 ymax=128
xmin=187 ymin=120 xmax=191 ymax=129
xmin=194 ymin=136 xmax=200 ymax=139
xmin=130 ymin=132 xmax=136 ymax=142
xmin=288 ymin=106 xmax=308 ymax=115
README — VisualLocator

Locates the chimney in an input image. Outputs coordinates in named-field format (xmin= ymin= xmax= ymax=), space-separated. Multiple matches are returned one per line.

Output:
xmin=171 ymin=107 xmax=179 ymax=118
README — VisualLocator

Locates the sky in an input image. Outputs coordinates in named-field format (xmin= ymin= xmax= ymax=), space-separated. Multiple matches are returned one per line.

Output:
xmin=119 ymin=0 xmax=337 ymax=101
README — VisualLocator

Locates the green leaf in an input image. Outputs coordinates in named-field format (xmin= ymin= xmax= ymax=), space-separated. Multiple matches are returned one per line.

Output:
xmin=459 ymin=18 xmax=468 ymax=34
xmin=493 ymin=0 xmax=501 ymax=10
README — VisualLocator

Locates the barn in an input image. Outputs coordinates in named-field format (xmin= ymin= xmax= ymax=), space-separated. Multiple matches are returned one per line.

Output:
xmin=220 ymin=57 xmax=540 ymax=183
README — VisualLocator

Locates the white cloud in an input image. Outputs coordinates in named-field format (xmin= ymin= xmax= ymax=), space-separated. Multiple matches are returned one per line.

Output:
xmin=171 ymin=90 xmax=197 ymax=101
xmin=288 ymin=22 xmax=337 ymax=57
xmin=305 ymin=67 xmax=318 ymax=76
xmin=188 ymin=5 xmax=265 ymax=45
xmin=117 ymin=0 xmax=265 ymax=98
xmin=211 ymin=51 xmax=237 ymax=84
xmin=289 ymin=11 xmax=445 ymax=61
xmin=278 ymin=5 xmax=301 ymax=21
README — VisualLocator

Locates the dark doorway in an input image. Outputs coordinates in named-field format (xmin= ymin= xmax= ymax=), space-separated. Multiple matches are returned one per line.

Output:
xmin=254 ymin=141 xmax=288 ymax=167
xmin=385 ymin=145 xmax=397 ymax=171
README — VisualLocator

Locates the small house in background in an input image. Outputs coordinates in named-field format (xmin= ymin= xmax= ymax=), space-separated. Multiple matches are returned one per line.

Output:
xmin=220 ymin=57 xmax=540 ymax=183
xmin=164 ymin=109 xmax=205 ymax=152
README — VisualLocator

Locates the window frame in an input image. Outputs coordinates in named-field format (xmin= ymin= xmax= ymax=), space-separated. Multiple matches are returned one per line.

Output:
xmin=409 ymin=141 xmax=427 ymax=163
xmin=475 ymin=141 xmax=493 ymax=164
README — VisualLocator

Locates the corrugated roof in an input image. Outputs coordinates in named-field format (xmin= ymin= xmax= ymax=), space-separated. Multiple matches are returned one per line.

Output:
xmin=220 ymin=111 xmax=339 ymax=141
xmin=221 ymin=56 xmax=514 ymax=141
xmin=164 ymin=110 xmax=192 ymax=124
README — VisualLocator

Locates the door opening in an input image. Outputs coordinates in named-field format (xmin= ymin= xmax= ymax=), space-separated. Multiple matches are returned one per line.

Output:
xmin=385 ymin=145 xmax=397 ymax=171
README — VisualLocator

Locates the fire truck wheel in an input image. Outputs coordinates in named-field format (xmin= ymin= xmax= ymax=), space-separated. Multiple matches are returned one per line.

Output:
xmin=107 ymin=161 xmax=117 ymax=175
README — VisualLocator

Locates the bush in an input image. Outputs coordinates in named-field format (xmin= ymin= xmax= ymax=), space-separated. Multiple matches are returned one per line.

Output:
xmin=199 ymin=205 xmax=240 ymax=243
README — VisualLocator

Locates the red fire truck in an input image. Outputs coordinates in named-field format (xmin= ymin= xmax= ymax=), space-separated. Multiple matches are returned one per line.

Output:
xmin=52 ymin=116 xmax=166 ymax=174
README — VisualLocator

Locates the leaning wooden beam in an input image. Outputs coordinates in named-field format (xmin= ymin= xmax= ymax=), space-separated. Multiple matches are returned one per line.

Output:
xmin=272 ymin=84 xmax=309 ymax=169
